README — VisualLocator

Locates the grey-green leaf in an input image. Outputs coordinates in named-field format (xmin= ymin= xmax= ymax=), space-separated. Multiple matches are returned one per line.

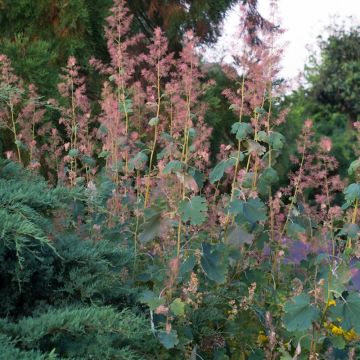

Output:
xmin=227 ymin=225 xmax=254 ymax=246
xmin=149 ymin=117 xmax=159 ymax=126
xmin=348 ymin=159 xmax=360 ymax=176
xmin=283 ymin=294 xmax=320 ymax=332
xmin=231 ymin=122 xmax=253 ymax=140
xmin=163 ymin=160 xmax=183 ymax=174
xmin=201 ymin=243 xmax=227 ymax=284
xmin=209 ymin=158 xmax=236 ymax=184
xmin=178 ymin=196 xmax=207 ymax=225
xmin=158 ymin=330 xmax=179 ymax=349
xmin=68 ymin=148 xmax=79 ymax=157
xmin=344 ymin=183 xmax=360 ymax=203
xmin=269 ymin=132 xmax=285 ymax=150
xmin=329 ymin=292 xmax=360 ymax=332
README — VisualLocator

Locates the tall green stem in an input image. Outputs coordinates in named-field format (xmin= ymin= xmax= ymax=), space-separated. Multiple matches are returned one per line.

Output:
xmin=144 ymin=59 xmax=161 ymax=208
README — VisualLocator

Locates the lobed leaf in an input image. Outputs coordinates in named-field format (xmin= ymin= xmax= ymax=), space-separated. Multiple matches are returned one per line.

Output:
xmin=209 ymin=158 xmax=236 ymax=184
xmin=283 ymin=294 xmax=320 ymax=332
xmin=200 ymin=243 xmax=228 ymax=284
xmin=178 ymin=196 xmax=208 ymax=225
xmin=231 ymin=122 xmax=253 ymax=140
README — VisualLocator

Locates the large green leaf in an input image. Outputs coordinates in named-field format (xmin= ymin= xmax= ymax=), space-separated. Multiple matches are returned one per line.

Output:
xmin=227 ymin=225 xmax=254 ymax=246
xmin=98 ymin=150 xmax=109 ymax=159
xmin=189 ymin=168 xmax=205 ymax=191
xmin=338 ymin=223 xmax=359 ymax=239
xmin=348 ymin=158 xmax=360 ymax=176
xmin=139 ymin=290 xmax=165 ymax=311
xmin=260 ymin=167 xmax=279 ymax=184
xmin=257 ymin=167 xmax=279 ymax=194
xmin=149 ymin=116 xmax=159 ymax=126
xmin=244 ymin=198 xmax=266 ymax=223
xmin=176 ymin=173 xmax=199 ymax=192
xmin=344 ymin=183 xmax=360 ymax=203
xmin=247 ymin=140 xmax=266 ymax=156
xmin=283 ymin=294 xmax=320 ymax=332
xmin=329 ymin=293 xmax=360 ymax=332
xmin=231 ymin=122 xmax=253 ymax=140
xmin=178 ymin=196 xmax=207 ymax=225
xmin=228 ymin=198 xmax=267 ymax=225
xmin=286 ymin=223 xmax=306 ymax=240
xmin=82 ymin=155 xmax=96 ymax=167
xmin=329 ymin=335 xmax=346 ymax=350
xmin=163 ymin=160 xmax=183 ymax=174
xmin=209 ymin=158 xmax=236 ymax=184
xmin=68 ymin=148 xmax=79 ymax=157
xmin=138 ymin=213 xmax=162 ymax=244
xmin=158 ymin=330 xmax=179 ymax=349
xmin=179 ymin=255 xmax=196 ymax=277
xmin=269 ymin=131 xmax=285 ymax=150
xmin=200 ymin=243 xmax=227 ymax=284
xmin=128 ymin=152 xmax=148 ymax=171
xmin=257 ymin=130 xmax=268 ymax=143
xmin=170 ymin=298 xmax=185 ymax=316
xmin=243 ymin=198 xmax=267 ymax=224
xmin=228 ymin=199 xmax=244 ymax=215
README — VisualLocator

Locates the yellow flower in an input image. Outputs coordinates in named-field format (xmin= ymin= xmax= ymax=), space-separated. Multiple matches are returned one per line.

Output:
xmin=330 ymin=324 xmax=344 ymax=336
xmin=326 ymin=323 xmax=359 ymax=341
xmin=326 ymin=299 xmax=336 ymax=307
xmin=344 ymin=329 xmax=358 ymax=342
xmin=257 ymin=331 xmax=269 ymax=345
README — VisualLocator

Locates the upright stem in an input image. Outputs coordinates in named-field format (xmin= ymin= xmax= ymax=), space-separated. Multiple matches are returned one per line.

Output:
xmin=223 ymin=75 xmax=245 ymax=241
xmin=30 ymin=111 xmax=36 ymax=163
xmin=169 ymin=96 xmax=173 ymax=137
xmin=182 ymin=62 xmax=193 ymax=165
xmin=265 ymin=13 xmax=276 ymax=263
xmin=230 ymin=75 xmax=246 ymax=202
xmin=323 ymin=160 xmax=336 ymax=258
xmin=177 ymin=57 xmax=193 ymax=256
xmin=115 ymin=31 xmax=130 ymax=190
xmin=133 ymin=170 xmax=141 ymax=269
xmin=266 ymin=94 xmax=273 ymax=168
xmin=10 ymin=101 xmax=21 ymax=163
xmin=347 ymin=197 xmax=359 ymax=249
xmin=70 ymin=78 xmax=77 ymax=185
xmin=352 ymin=198 xmax=358 ymax=224
xmin=266 ymin=84 xmax=276 ymax=270
xmin=244 ymin=92 xmax=265 ymax=179
xmin=144 ymin=58 xmax=162 ymax=208
xmin=280 ymin=135 xmax=308 ymax=238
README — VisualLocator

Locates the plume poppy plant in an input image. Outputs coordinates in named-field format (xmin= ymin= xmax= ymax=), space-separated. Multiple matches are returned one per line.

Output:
xmin=0 ymin=1 xmax=359 ymax=357
xmin=58 ymin=56 xmax=93 ymax=185
xmin=18 ymin=84 xmax=46 ymax=170
xmin=0 ymin=56 xmax=50 ymax=168
xmin=0 ymin=54 xmax=25 ymax=163
xmin=217 ymin=0 xmax=285 ymax=259
xmin=90 ymin=0 xmax=143 ymax=187
xmin=141 ymin=27 xmax=175 ymax=207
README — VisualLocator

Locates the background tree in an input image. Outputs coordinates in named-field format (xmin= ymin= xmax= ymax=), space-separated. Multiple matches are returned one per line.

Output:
xmin=307 ymin=24 xmax=360 ymax=124
xmin=281 ymin=23 xmax=360 ymax=176
xmin=127 ymin=0 xmax=238 ymax=52
xmin=0 ymin=0 xmax=112 ymax=97
xmin=0 ymin=0 xmax=254 ymax=97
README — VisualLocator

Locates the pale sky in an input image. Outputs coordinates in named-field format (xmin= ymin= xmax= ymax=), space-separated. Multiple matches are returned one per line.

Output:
xmin=204 ymin=0 xmax=360 ymax=84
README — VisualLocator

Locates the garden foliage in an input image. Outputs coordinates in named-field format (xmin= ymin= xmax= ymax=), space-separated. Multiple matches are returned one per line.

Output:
xmin=0 ymin=0 xmax=360 ymax=359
